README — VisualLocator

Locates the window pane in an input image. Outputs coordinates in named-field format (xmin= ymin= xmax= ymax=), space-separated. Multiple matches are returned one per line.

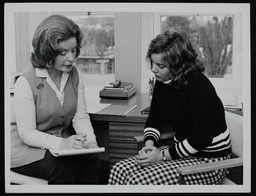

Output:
xmin=66 ymin=13 xmax=115 ymax=83
xmin=161 ymin=15 xmax=233 ymax=78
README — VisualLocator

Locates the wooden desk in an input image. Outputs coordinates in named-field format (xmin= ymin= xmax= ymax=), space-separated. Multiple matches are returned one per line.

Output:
xmin=89 ymin=93 xmax=151 ymax=164
xmin=90 ymin=93 xmax=150 ymax=122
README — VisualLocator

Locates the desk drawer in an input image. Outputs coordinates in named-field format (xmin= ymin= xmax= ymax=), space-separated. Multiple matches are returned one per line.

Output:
xmin=109 ymin=122 xmax=144 ymax=164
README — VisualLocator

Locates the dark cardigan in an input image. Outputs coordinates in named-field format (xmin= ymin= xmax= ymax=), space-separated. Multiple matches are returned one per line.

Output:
xmin=144 ymin=72 xmax=232 ymax=159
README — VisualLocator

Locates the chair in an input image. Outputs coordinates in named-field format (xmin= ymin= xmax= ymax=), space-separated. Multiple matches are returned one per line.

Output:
xmin=10 ymin=170 xmax=48 ymax=185
xmin=134 ymin=111 xmax=243 ymax=185
xmin=9 ymin=88 xmax=48 ymax=185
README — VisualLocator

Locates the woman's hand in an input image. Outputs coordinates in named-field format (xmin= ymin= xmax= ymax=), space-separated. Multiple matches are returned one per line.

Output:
xmin=60 ymin=133 xmax=87 ymax=150
xmin=138 ymin=139 xmax=154 ymax=156
xmin=85 ymin=141 xmax=99 ymax=149
xmin=138 ymin=146 xmax=152 ymax=156
xmin=135 ymin=146 xmax=162 ymax=167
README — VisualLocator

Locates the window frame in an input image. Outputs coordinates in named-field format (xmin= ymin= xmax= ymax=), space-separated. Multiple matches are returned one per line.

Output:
xmin=153 ymin=12 xmax=242 ymax=90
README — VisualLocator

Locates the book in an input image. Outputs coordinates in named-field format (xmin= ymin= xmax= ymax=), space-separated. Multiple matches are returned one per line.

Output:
xmin=141 ymin=106 xmax=151 ymax=114
xmin=103 ymin=84 xmax=134 ymax=91
xmin=103 ymin=82 xmax=134 ymax=91
xmin=49 ymin=147 xmax=105 ymax=157
xmin=100 ymin=85 xmax=136 ymax=99
xmin=103 ymin=87 xmax=125 ymax=91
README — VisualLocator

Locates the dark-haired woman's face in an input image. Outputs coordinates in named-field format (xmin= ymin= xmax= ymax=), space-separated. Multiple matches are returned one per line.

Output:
xmin=53 ymin=37 xmax=78 ymax=72
xmin=151 ymin=53 xmax=174 ymax=82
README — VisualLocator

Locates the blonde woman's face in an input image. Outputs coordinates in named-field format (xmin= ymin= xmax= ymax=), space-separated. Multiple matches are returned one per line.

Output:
xmin=53 ymin=37 xmax=77 ymax=72
xmin=150 ymin=53 xmax=174 ymax=82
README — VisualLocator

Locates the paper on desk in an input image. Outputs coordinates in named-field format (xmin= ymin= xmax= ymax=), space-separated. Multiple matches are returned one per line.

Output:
xmin=49 ymin=147 xmax=105 ymax=157
xmin=87 ymin=102 xmax=111 ymax=113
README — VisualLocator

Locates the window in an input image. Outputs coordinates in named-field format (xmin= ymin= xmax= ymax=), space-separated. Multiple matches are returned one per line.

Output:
xmin=160 ymin=15 xmax=233 ymax=79
xmin=64 ymin=13 xmax=115 ymax=84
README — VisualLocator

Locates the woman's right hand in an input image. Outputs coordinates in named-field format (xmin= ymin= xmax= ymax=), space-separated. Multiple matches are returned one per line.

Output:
xmin=60 ymin=133 xmax=87 ymax=150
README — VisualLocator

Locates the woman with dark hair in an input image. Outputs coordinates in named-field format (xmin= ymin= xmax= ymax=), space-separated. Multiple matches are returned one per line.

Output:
xmin=108 ymin=31 xmax=231 ymax=185
xmin=11 ymin=15 xmax=100 ymax=184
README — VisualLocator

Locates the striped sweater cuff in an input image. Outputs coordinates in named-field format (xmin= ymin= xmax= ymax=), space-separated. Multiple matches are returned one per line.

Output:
xmin=170 ymin=138 xmax=198 ymax=159
xmin=143 ymin=127 xmax=160 ymax=143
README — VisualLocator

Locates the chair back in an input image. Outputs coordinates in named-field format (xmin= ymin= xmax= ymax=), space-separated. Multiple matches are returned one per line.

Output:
xmin=225 ymin=111 xmax=243 ymax=157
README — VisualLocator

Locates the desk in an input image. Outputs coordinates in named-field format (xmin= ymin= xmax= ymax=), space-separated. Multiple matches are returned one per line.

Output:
xmin=90 ymin=93 xmax=150 ymax=122
xmin=89 ymin=93 xmax=151 ymax=164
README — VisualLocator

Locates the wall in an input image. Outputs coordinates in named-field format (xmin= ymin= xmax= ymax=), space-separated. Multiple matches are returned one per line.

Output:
xmin=115 ymin=12 xmax=141 ymax=91
xmin=14 ymin=12 xmax=49 ymax=72
xmin=140 ymin=13 xmax=155 ymax=93
xmin=14 ymin=13 xmax=30 ymax=72
xmin=28 ymin=13 xmax=50 ymax=50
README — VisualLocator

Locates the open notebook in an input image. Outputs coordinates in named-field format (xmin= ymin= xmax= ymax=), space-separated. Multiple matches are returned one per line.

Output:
xmin=49 ymin=147 xmax=105 ymax=157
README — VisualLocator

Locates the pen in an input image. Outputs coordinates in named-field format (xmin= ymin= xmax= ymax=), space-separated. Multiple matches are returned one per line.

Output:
xmin=122 ymin=104 xmax=137 ymax=116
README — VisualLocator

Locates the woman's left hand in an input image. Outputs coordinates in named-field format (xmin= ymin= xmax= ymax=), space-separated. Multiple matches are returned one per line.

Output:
xmin=135 ymin=146 xmax=162 ymax=167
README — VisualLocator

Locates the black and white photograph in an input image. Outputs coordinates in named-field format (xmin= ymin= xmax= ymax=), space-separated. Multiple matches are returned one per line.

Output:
xmin=3 ymin=2 xmax=251 ymax=194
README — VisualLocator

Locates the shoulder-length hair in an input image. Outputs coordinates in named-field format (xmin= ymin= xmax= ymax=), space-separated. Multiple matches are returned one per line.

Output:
xmin=146 ymin=31 xmax=204 ymax=89
xmin=31 ymin=14 xmax=83 ymax=69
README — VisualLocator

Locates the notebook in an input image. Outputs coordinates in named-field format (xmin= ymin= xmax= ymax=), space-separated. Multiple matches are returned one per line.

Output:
xmin=141 ymin=106 xmax=151 ymax=114
xmin=49 ymin=147 xmax=105 ymax=157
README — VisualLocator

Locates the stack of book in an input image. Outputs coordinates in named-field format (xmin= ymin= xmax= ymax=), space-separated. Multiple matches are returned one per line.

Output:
xmin=99 ymin=82 xmax=136 ymax=99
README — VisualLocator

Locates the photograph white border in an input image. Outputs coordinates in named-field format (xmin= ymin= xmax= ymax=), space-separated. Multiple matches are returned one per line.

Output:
xmin=4 ymin=2 xmax=251 ymax=193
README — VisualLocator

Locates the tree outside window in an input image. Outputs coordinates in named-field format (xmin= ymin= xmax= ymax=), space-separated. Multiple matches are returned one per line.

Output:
xmin=66 ymin=14 xmax=115 ymax=76
xmin=161 ymin=15 xmax=233 ymax=78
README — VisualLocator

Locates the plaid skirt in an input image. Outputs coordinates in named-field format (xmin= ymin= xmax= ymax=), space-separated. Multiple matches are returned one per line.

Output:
xmin=108 ymin=154 xmax=231 ymax=185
